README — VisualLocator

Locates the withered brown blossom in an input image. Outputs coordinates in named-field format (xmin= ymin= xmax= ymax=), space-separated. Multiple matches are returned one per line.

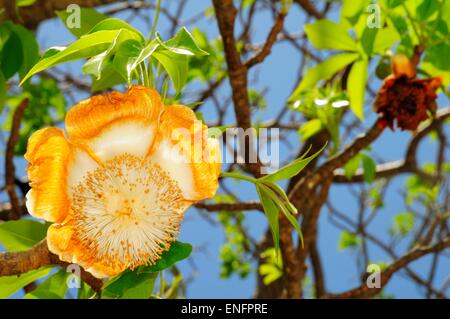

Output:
xmin=374 ymin=55 xmax=442 ymax=131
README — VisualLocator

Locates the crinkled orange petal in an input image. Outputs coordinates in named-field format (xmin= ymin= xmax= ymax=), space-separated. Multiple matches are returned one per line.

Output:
xmin=149 ymin=105 xmax=221 ymax=201
xmin=65 ymin=86 xmax=164 ymax=160
xmin=47 ymin=223 xmax=124 ymax=278
xmin=24 ymin=127 xmax=71 ymax=223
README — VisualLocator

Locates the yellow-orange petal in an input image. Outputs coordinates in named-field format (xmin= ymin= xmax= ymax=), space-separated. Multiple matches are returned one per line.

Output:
xmin=24 ymin=127 xmax=71 ymax=223
xmin=47 ymin=223 xmax=124 ymax=278
xmin=65 ymin=86 xmax=164 ymax=161
xmin=149 ymin=105 xmax=221 ymax=201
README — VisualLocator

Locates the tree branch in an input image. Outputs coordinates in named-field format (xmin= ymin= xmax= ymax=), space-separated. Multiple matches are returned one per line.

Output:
xmin=194 ymin=202 xmax=263 ymax=212
xmin=0 ymin=238 xmax=103 ymax=294
xmin=245 ymin=12 xmax=286 ymax=68
xmin=5 ymin=98 xmax=29 ymax=220
xmin=324 ymin=237 xmax=450 ymax=299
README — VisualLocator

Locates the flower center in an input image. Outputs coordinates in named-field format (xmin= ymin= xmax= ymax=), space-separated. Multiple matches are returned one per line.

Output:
xmin=70 ymin=153 xmax=188 ymax=271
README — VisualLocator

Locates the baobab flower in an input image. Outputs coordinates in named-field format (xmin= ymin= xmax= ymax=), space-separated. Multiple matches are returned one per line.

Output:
xmin=25 ymin=86 xmax=221 ymax=278
xmin=374 ymin=54 xmax=442 ymax=131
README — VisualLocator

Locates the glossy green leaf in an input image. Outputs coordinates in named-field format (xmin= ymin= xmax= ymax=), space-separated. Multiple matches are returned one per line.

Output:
xmin=0 ymin=219 xmax=49 ymax=252
xmin=416 ymin=0 xmax=438 ymax=21
xmin=25 ymin=269 xmax=68 ymax=299
xmin=304 ymin=20 xmax=358 ymax=51
xmin=56 ymin=7 xmax=108 ymax=38
xmin=372 ymin=24 xmax=400 ymax=54
xmin=10 ymin=24 xmax=39 ymax=79
xmin=153 ymin=49 xmax=188 ymax=94
xmin=290 ymin=53 xmax=359 ymax=99
xmin=158 ymin=27 xmax=208 ymax=56
xmin=256 ymin=185 xmax=280 ymax=252
xmin=20 ymin=30 xmax=125 ymax=84
xmin=261 ymin=143 xmax=327 ymax=183
xmin=0 ymin=267 xmax=52 ymax=298
xmin=111 ymin=39 xmax=144 ymax=83
xmin=87 ymin=18 xmax=144 ymax=42
xmin=91 ymin=64 xmax=127 ymax=92
xmin=0 ymin=29 xmax=23 ymax=79
xmin=102 ymin=270 xmax=157 ymax=299
xmin=141 ymin=241 xmax=192 ymax=273
xmin=347 ymin=58 xmax=368 ymax=119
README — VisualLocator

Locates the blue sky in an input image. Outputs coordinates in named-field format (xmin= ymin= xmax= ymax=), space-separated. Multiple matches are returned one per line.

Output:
xmin=1 ymin=0 xmax=449 ymax=298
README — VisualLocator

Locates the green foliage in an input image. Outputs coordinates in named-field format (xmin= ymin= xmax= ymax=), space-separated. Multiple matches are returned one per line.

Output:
xmin=390 ymin=212 xmax=415 ymax=236
xmin=0 ymin=219 xmax=49 ymax=252
xmin=338 ymin=230 xmax=361 ymax=251
xmin=0 ymin=267 xmax=53 ymax=298
xmin=102 ymin=241 xmax=191 ymax=298
xmin=291 ymin=85 xmax=347 ymax=153
xmin=0 ymin=21 xmax=39 ymax=95
xmin=259 ymin=248 xmax=282 ymax=285
xmin=290 ymin=53 xmax=359 ymax=96
xmin=347 ymin=58 xmax=368 ymax=119
xmin=102 ymin=270 xmax=158 ymax=299
xmin=21 ymin=11 xmax=208 ymax=97
xmin=25 ymin=269 xmax=69 ymax=299
xmin=222 ymin=144 xmax=326 ymax=254
xmin=304 ymin=20 xmax=357 ymax=51
xmin=343 ymin=151 xmax=377 ymax=183
xmin=215 ymin=195 xmax=252 ymax=279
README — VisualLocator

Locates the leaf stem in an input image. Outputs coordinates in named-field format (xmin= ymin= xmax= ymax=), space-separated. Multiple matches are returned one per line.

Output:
xmin=149 ymin=0 xmax=162 ymax=41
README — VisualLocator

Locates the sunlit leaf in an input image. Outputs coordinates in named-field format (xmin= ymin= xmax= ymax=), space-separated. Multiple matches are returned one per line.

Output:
xmin=0 ymin=267 xmax=52 ymax=298
xmin=153 ymin=49 xmax=188 ymax=94
xmin=290 ymin=53 xmax=359 ymax=99
xmin=304 ymin=20 xmax=358 ymax=51
xmin=20 ymin=30 xmax=125 ymax=84
xmin=0 ymin=219 xmax=49 ymax=252
xmin=25 ymin=269 xmax=69 ymax=299
xmin=56 ymin=7 xmax=108 ymax=37
xmin=347 ymin=58 xmax=368 ymax=119
xmin=157 ymin=27 xmax=209 ymax=56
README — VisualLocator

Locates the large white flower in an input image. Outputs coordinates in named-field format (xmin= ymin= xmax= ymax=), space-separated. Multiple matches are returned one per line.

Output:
xmin=25 ymin=86 xmax=221 ymax=278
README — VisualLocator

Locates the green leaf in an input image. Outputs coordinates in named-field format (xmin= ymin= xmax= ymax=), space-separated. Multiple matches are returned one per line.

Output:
xmin=256 ymin=185 xmax=280 ymax=253
xmin=341 ymin=0 xmax=368 ymax=25
xmin=344 ymin=154 xmax=361 ymax=179
xmin=304 ymin=20 xmax=358 ymax=51
xmin=10 ymin=24 xmax=39 ymax=79
xmin=82 ymin=29 xmax=129 ymax=79
xmin=0 ymin=267 xmax=52 ymax=298
xmin=102 ymin=270 xmax=157 ymax=299
xmin=416 ymin=0 xmax=438 ymax=21
xmin=87 ymin=18 xmax=144 ymax=42
xmin=110 ymin=39 xmax=144 ymax=83
xmin=299 ymin=119 xmax=323 ymax=140
xmin=290 ymin=53 xmax=359 ymax=99
xmin=0 ymin=29 xmax=23 ymax=79
xmin=56 ymin=7 xmax=108 ymax=38
xmin=361 ymin=154 xmax=376 ymax=183
xmin=261 ymin=143 xmax=327 ymax=182
xmin=338 ymin=230 xmax=360 ymax=251
xmin=25 ymin=269 xmax=68 ymax=299
xmin=141 ymin=241 xmax=192 ymax=273
xmin=158 ymin=27 xmax=209 ymax=56
xmin=391 ymin=212 xmax=415 ymax=236
xmin=0 ymin=219 xmax=49 ymax=252
xmin=347 ymin=58 xmax=368 ymax=119
xmin=372 ymin=24 xmax=400 ymax=54
xmin=20 ymin=30 xmax=125 ymax=84
xmin=153 ymin=49 xmax=188 ymax=95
